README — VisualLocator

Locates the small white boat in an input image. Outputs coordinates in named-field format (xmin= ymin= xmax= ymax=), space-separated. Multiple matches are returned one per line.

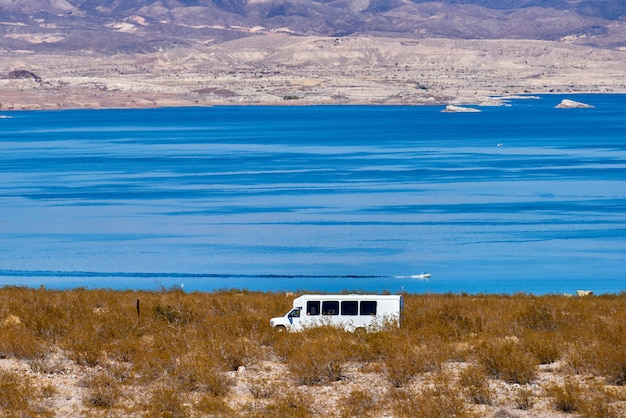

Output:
xmin=411 ymin=273 xmax=431 ymax=280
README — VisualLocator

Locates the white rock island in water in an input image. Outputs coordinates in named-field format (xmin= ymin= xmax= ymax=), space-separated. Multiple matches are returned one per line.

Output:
xmin=441 ymin=105 xmax=481 ymax=113
xmin=555 ymin=99 xmax=594 ymax=109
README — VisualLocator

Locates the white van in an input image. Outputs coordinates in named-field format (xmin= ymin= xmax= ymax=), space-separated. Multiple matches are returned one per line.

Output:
xmin=270 ymin=294 xmax=404 ymax=332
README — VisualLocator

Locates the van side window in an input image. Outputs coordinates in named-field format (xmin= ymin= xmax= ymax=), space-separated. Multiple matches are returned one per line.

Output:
xmin=322 ymin=301 xmax=339 ymax=315
xmin=307 ymin=301 xmax=320 ymax=316
xmin=288 ymin=308 xmax=301 ymax=318
xmin=360 ymin=301 xmax=377 ymax=316
xmin=341 ymin=301 xmax=358 ymax=316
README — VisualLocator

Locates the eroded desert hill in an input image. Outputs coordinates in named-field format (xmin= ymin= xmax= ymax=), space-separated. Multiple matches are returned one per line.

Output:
xmin=2 ymin=1 xmax=626 ymax=108
xmin=1 ymin=0 xmax=626 ymax=53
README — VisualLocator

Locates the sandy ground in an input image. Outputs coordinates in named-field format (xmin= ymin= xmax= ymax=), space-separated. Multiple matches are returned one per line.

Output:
xmin=1 ymin=36 xmax=626 ymax=110
xmin=1 ymin=353 xmax=624 ymax=417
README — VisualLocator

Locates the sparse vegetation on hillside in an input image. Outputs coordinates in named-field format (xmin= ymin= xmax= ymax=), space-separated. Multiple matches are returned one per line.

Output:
xmin=6 ymin=70 xmax=41 ymax=82
xmin=0 ymin=287 xmax=625 ymax=416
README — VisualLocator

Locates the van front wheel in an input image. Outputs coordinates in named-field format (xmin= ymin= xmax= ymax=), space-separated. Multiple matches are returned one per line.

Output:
xmin=275 ymin=325 xmax=286 ymax=332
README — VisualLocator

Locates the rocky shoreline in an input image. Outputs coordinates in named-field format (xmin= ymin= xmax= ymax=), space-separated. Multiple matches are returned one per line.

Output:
xmin=1 ymin=37 xmax=626 ymax=111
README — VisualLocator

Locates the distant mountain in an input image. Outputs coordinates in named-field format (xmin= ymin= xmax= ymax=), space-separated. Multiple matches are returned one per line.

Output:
xmin=1 ymin=0 xmax=625 ymax=53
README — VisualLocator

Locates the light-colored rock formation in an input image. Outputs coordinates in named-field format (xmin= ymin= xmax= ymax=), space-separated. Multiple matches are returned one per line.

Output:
xmin=442 ymin=105 xmax=482 ymax=113
xmin=555 ymin=99 xmax=595 ymax=108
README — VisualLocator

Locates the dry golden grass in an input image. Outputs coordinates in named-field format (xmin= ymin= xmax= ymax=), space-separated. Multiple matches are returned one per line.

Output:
xmin=1 ymin=287 xmax=625 ymax=417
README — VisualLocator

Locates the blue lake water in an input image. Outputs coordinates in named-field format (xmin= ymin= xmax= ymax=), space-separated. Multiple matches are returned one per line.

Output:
xmin=1 ymin=95 xmax=625 ymax=294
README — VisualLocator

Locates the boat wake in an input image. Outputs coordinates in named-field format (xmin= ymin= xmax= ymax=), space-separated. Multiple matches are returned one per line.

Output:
xmin=0 ymin=270 xmax=389 ymax=279
xmin=395 ymin=273 xmax=431 ymax=280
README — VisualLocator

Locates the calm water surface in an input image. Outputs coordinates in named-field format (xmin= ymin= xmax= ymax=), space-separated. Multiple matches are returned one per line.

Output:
xmin=1 ymin=95 xmax=625 ymax=294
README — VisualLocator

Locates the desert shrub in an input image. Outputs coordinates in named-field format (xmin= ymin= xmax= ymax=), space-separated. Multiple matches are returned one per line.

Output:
xmin=588 ymin=330 xmax=626 ymax=386
xmin=403 ymin=294 xmax=483 ymax=341
xmin=514 ymin=387 xmax=535 ymax=410
xmin=522 ymin=329 xmax=562 ymax=365
xmin=384 ymin=337 xmax=441 ymax=387
xmin=249 ymin=378 xmax=276 ymax=399
xmin=389 ymin=375 xmax=471 ymax=418
xmin=287 ymin=343 xmax=345 ymax=385
xmin=28 ymin=355 xmax=67 ymax=375
xmin=0 ymin=369 xmax=34 ymax=412
xmin=153 ymin=303 xmax=194 ymax=326
xmin=281 ymin=327 xmax=350 ymax=385
xmin=143 ymin=382 xmax=189 ymax=418
xmin=458 ymin=364 xmax=494 ymax=405
xmin=0 ymin=369 xmax=52 ymax=417
xmin=214 ymin=338 xmax=252 ymax=371
xmin=81 ymin=372 xmax=122 ymax=409
xmin=598 ymin=342 xmax=626 ymax=386
xmin=64 ymin=328 xmax=105 ymax=367
xmin=42 ymin=289 xmax=141 ymax=368
xmin=477 ymin=337 xmax=538 ymax=384
xmin=517 ymin=301 xmax=559 ymax=331
xmin=195 ymin=394 xmax=234 ymax=416
xmin=0 ymin=317 xmax=46 ymax=359
xmin=22 ymin=297 xmax=72 ymax=341
xmin=101 ymin=361 xmax=133 ymax=384
xmin=340 ymin=328 xmax=391 ymax=363
xmin=577 ymin=392 xmax=622 ymax=418
xmin=564 ymin=336 xmax=626 ymax=385
xmin=448 ymin=339 xmax=473 ymax=362
xmin=433 ymin=300 xmax=484 ymax=338
xmin=40 ymin=382 xmax=59 ymax=399
xmin=563 ymin=341 xmax=592 ymax=375
xmin=544 ymin=377 xmax=623 ymax=417
xmin=126 ymin=330 xmax=188 ymax=385
xmin=340 ymin=389 xmax=376 ymax=418
xmin=249 ymin=389 xmax=312 ymax=418
xmin=173 ymin=352 xmax=233 ymax=396
xmin=104 ymin=335 xmax=143 ymax=366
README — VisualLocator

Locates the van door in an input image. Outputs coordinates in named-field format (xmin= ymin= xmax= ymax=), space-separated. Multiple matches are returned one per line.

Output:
xmin=288 ymin=307 xmax=302 ymax=329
